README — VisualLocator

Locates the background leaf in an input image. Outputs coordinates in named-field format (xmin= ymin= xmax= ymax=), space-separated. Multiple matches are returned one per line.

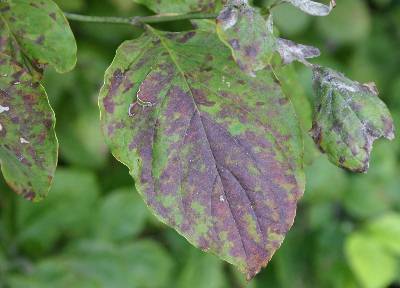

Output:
xmin=8 ymin=240 xmax=174 ymax=288
xmin=16 ymin=168 xmax=99 ymax=256
xmin=94 ymin=187 xmax=149 ymax=241
xmin=345 ymin=232 xmax=398 ymax=288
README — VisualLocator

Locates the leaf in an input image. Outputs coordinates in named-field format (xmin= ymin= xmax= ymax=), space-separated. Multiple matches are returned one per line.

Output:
xmin=345 ymin=232 xmax=398 ymax=288
xmin=284 ymin=0 xmax=336 ymax=16
xmin=7 ymin=240 xmax=174 ymax=288
xmin=310 ymin=66 xmax=394 ymax=173
xmin=276 ymin=38 xmax=320 ymax=65
xmin=316 ymin=0 xmax=371 ymax=45
xmin=0 ymin=53 xmax=57 ymax=201
xmin=99 ymin=27 xmax=304 ymax=279
xmin=94 ymin=187 xmax=149 ymax=241
xmin=16 ymin=168 xmax=99 ymax=255
xmin=132 ymin=0 xmax=220 ymax=13
xmin=0 ymin=0 xmax=77 ymax=73
xmin=216 ymin=1 xmax=275 ymax=76
xmin=367 ymin=213 xmax=400 ymax=255
xmin=272 ymin=3 xmax=311 ymax=36
xmin=177 ymin=250 xmax=228 ymax=288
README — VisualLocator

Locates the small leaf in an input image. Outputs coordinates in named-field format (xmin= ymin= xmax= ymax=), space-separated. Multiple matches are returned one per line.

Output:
xmin=0 ymin=0 xmax=77 ymax=73
xmin=99 ymin=28 xmax=304 ymax=279
xmin=284 ymin=0 xmax=336 ymax=16
xmin=216 ymin=0 xmax=275 ymax=76
xmin=132 ymin=0 xmax=220 ymax=13
xmin=310 ymin=66 xmax=394 ymax=173
xmin=0 ymin=53 xmax=57 ymax=201
xmin=276 ymin=38 xmax=320 ymax=65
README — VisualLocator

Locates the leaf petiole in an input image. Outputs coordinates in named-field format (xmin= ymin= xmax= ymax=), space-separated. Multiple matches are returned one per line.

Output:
xmin=63 ymin=12 xmax=219 ymax=26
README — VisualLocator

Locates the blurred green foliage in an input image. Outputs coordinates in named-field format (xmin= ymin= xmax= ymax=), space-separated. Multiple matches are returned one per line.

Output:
xmin=1 ymin=0 xmax=400 ymax=287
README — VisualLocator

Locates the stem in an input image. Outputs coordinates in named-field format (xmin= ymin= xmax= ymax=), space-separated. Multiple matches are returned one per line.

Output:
xmin=64 ymin=12 xmax=219 ymax=26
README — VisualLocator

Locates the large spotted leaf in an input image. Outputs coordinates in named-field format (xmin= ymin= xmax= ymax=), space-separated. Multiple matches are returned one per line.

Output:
xmin=310 ymin=66 xmax=394 ymax=172
xmin=216 ymin=0 xmax=275 ymax=76
xmin=99 ymin=28 xmax=304 ymax=279
xmin=0 ymin=0 xmax=77 ymax=73
xmin=0 ymin=53 xmax=57 ymax=201
xmin=132 ymin=0 xmax=222 ymax=13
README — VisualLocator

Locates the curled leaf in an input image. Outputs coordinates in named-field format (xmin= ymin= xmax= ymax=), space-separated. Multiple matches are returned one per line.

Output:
xmin=0 ymin=53 xmax=58 ymax=201
xmin=284 ymin=0 xmax=336 ymax=16
xmin=99 ymin=28 xmax=304 ymax=279
xmin=310 ymin=66 xmax=394 ymax=173
xmin=276 ymin=38 xmax=320 ymax=65
xmin=216 ymin=0 xmax=275 ymax=76
xmin=0 ymin=0 xmax=77 ymax=73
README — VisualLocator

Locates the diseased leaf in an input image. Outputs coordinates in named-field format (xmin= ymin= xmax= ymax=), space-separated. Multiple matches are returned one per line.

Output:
xmin=0 ymin=0 xmax=77 ymax=73
xmin=0 ymin=17 xmax=23 ymax=63
xmin=276 ymin=38 xmax=320 ymax=65
xmin=284 ymin=0 xmax=336 ymax=16
xmin=0 ymin=53 xmax=57 ymax=201
xmin=99 ymin=27 xmax=304 ymax=279
xmin=310 ymin=66 xmax=394 ymax=172
xmin=132 ymin=0 xmax=220 ymax=13
xmin=216 ymin=0 xmax=275 ymax=76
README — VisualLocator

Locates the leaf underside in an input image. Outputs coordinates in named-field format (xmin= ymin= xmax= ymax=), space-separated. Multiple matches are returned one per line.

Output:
xmin=310 ymin=66 xmax=394 ymax=173
xmin=99 ymin=28 xmax=305 ymax=279
xmin=284 ymin=0 xmax=336 ymax=16
xmin=0 ymin=53 xmax=57 ymax=201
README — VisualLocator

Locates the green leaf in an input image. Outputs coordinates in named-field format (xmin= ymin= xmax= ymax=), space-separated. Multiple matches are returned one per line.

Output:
xmin=0 ymin=0 xmax=77 ymax=73
xmin=94 ymin=187 xmax=149 ymax=241
xmin=16 ymin=168 xmax=99 ymax=255
xmin=177 ymin=250 xmax=227 ymax=288
xmin=316 ymin=0 xmax=371 ymax=45
xmin=216 ymin=1 xmax=275 ymax=76
xmin=310 ymin=66 xmax=394 ymax=173
xmin=367 ymin=213 xmax=400 ymax=255
xmin=8 ymin=240 xmax=174 ymax=288
xmin=283 ymin=0 xmax=336 ymax=16
xmin=99 ymin=27 xmax=304 ymax=279
xmin=345 ymin=232 xmax=398 ymax=288
xmin=272 ymin=3 xmax=311 ymax=36
xmin=0 ymin=53 xmax=57 ymax=201
xmin=132 ymin=0 xmax=220 ymax=13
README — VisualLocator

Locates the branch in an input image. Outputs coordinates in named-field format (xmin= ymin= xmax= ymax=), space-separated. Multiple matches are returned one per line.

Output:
xmin=63 ymin=12 xmax=219 ymax=26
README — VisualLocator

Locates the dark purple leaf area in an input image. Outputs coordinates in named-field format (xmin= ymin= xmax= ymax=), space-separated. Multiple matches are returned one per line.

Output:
xmin=99 ymin=28 xmax=305 ymax=279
